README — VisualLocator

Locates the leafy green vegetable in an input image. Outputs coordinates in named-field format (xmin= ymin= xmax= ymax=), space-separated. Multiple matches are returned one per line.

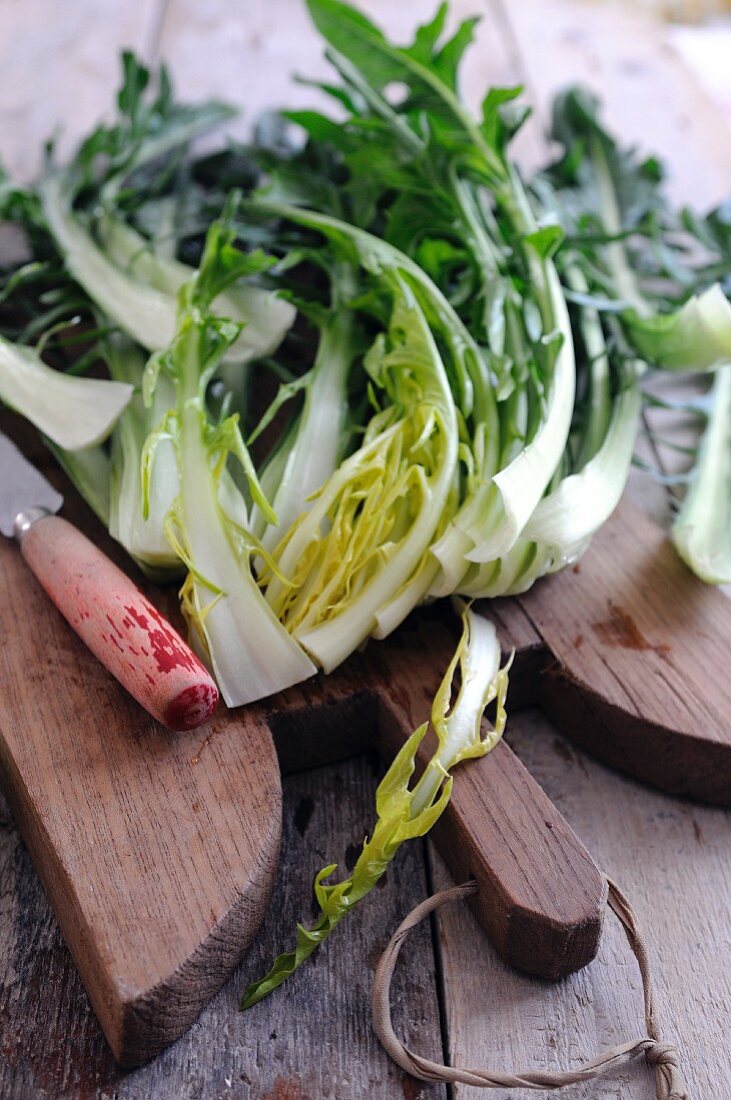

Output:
xmin=661 ymin=206 xmax=731 ymax=584
xmin=0 ymin=1 xmax=729 ymax=1011
xmin=95 ymin=211 xmax=296 ymax=364
xmin=545 ymin=87 xmax=731 ymax=374
xmin=40 ymin=176 xmax=179 ymax=354
xmin=47 ymin=442 xmax=112 ymax=526
xmin=0 ymin=7 xmax=727 ymax=684
xmin=0 ymin=52 xmax=298 ymax=587
xmin=40 ymin=179 xmax=295 ymax=365
xmin=623 ymin=285 xmax=731 ymax=372
xmin=254 ymin=204 xmax=464 ymax=667
xmin=542 ymin=87 xmax=731 ymax=583
xmin=299 ymin=0 xmax=577 ymax=578
xmin=250 ymin=258 xmax=363 ymax=551
xmin=143 ymin=205 xmax=317 ymax=704
xmin=105 ymin=336 xmax=182 ymax=578
xmin=242 ymin=600 xmax=509 ymax=1007
xmin=0 ymin=332 xmax=131 ymax=449
xmin=671 ymin=364 xmax=731 ymax=584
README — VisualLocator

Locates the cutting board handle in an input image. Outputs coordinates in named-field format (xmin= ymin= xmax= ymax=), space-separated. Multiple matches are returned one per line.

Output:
xmin=272 ymin=607 xmax=608 ymax=981
xmin=376 ymin=696 xmax=606 ymax=979
xmin=20 ymin=514 xmax=218 ymax=731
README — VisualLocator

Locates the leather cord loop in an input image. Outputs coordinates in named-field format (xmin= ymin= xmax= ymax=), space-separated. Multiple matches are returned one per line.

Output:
xmin=372 ymin=878 xmax=688 ymax=1099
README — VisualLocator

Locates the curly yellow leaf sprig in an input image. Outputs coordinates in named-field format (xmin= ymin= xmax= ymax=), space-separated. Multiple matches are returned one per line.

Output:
xmin=242 ymin=601 xmax=509 ymax=1009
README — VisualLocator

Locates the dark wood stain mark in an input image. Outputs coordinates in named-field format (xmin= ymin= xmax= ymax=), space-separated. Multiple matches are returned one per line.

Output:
xmin=401 ymin=1074 xmax=424 ymax=1100
xmin=263 ymin=1077 xmax=308 ymax=1100
xmin=293 ymin=795 xmax=315 ymax=837
xmin=366 ymin=936 xmax=390 ymax=971
xmin=592 ymin=601 xmax=670 ymax=655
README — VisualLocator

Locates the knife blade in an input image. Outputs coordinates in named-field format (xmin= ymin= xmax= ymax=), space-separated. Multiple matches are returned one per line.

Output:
xmin=0 ymin=430 xmax=218 ymax=730
xmin=0 ymin=432 xmax=63 ymax=536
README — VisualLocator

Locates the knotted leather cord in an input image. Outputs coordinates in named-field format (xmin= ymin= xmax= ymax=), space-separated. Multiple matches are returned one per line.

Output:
xmin=372 ymin=878 xmax=689 ymax=1099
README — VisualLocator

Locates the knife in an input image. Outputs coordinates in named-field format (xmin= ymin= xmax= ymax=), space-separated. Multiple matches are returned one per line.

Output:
xmin=0 ymin=431 xmax=218 ymax=730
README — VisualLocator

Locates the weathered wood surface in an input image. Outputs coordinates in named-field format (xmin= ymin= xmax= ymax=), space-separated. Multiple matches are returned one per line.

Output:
xmin=0 ymin=758 xmax=446 ymax=1099
xmin=0 ymin=0 xmax=164 ymax=183
xmin=431 ymin=708 xmax=731 ymax=1100
xmin=506 ymin=0 xmax=731 ymax=209
xmin=0 ymin=412 xmax=609 ymax=1067
xmin=0 ymin=421 xmax=283 ymax=1067
xmin=517 ymin=496 xmax=731 ymax=805
xmin=1 ymin=0 xmax=730 ymax=1097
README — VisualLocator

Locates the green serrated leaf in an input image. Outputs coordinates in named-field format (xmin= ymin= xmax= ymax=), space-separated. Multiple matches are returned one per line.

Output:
xmin=525 ymin=223 xmax=564 ymax=260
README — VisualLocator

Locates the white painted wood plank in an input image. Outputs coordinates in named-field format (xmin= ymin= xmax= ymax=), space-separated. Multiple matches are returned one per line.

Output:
xmin=501 ymin=0 xmax=731 ymax=210
xmin=0 ymin=0 xmax=163 ymax=181
xmin=156 ymin=0 xmax=522 ymax=136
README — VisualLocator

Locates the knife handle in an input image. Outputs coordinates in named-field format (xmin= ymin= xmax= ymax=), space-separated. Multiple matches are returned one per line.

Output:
xmin=17 ymin=513 xmax=219 ymax=731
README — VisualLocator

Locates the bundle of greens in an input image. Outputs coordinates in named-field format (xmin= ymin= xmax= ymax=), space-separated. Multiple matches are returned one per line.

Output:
xmin=533 ymin=87 xmax=731 ymax=584
xmin=1 ymin=0 xmax=729 ymax=999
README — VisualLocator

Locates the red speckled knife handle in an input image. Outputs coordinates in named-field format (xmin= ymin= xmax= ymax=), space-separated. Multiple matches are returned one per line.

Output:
xmin=20 ymin=515 xmax=218 ymax=731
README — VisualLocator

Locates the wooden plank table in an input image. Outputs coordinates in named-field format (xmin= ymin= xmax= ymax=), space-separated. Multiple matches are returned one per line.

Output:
xmin=1 ymin=1 xmax=729 ymax=1097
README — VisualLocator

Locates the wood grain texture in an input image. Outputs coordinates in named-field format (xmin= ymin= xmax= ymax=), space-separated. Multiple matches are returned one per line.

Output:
xmin=1 ymin=0 xmax=730 ymax=1095
xmin=430 ymin=710 xmax=731 ymax=1100
xmin=0 ymin=758 xmax=447 ymax=1099
xmin=0 ymin=423 xmax=282 ymax=1068
xmin=0 ymin=537 xmax=282 ymax=1067
xmin=519 ymin=496 xmax=731 ymax=804
xmin=0 ymin=414 xmax=608 ymax=1061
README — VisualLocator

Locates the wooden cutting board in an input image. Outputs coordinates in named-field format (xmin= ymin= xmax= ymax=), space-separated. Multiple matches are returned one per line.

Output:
xmin=0 ymin=415 xmax=729 ymax=1068
xmin=505 ymin=498 xmax=731 ymax=807
xmin=0 ymin=417 xmax=606 ymax=1067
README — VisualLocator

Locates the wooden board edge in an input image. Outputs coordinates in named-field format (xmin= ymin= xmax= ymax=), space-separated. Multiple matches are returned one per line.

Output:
xmin=0 ymin=729 xmax=283 ymax=1068
xmin=541 ymin=667 xmax=731 ymax=808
